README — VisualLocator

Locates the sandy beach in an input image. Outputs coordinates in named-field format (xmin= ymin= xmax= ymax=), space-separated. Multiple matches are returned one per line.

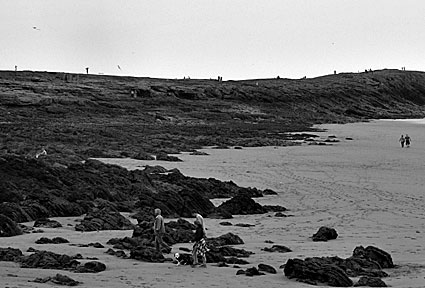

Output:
xmin=1 ymin=119 xmax=424 ymax=287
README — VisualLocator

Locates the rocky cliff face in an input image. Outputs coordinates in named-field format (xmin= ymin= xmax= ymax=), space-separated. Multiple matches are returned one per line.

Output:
xmin=1 ymin=69 xmax=424 ymax=163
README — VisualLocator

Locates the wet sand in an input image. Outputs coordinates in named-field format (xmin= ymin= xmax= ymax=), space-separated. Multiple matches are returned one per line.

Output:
xmin=1 ymin=119 xmax=424 ymax=287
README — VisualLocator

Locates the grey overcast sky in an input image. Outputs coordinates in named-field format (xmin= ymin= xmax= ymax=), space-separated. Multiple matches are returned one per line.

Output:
xmin=1 ymin=0 xmax=425 ymax=80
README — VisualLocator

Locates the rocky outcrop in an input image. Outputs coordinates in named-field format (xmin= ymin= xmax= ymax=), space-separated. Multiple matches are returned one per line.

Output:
xmin=284 ymin=246 xmax=393 ymax=286
xmin=352 ymin=246 xmax=394 ymax=269
xmin=33 ymin=218 xmax=62 ymax=228
xmin=0 ymin=247 xmax=23 ymax=261
xmin=284 ymin=258 xmax=353 ymax=287
xmin=216 ymin=194 xmax=266 ymax=215
xmin=0 ymin=214 xmax=22 ymax=237
xmin=312 ymin=226 xmax=338 ymax=242
xmin=75 ymin=209 xmax=134 ymax=232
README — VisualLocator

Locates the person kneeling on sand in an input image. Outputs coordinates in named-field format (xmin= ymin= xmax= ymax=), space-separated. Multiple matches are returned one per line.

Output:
xmin=192 ymin=219 xmax=208 ymax=268
xmin=153 ymin=208 xmax=169 ymax=253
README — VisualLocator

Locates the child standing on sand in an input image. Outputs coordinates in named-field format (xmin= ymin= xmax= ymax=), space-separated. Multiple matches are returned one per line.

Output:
xmin=192 ymin=219 xmax=208 ymax=268
xmin=399 ymin=135 xmax=405 ymax=148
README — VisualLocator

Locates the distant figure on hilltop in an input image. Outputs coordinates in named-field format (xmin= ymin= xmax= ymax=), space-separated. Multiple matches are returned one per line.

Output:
xmin=85 ymin=67 xmax=89 ymax=74
xmin=399 ymin=135 xmax=405 ymax=148
xmin=404 ymin=134 xmax=411 ymax=147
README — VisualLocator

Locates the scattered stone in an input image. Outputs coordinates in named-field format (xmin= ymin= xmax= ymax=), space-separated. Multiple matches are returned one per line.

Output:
xmin=312 ymin=226 xmax=338 ymax=242
xmin=35 ymin=237 xmax=69 ymax=244
xmin=234 ymin=146 xmax=243 ymax=149
xmin=262 ymin=189 xmax=278 ymax=195
xmin=189 ymin=151 xmax=209 ymax=156
xmin=33 ymin=218 xmax=62 ymax=228
xmin=235 ymin=223 xmax=255 ymax=227
xmin=274 ymin=212 xmax=287 ymax=217
xmin=156 ymin=153 xmax=182 ymax=162
xmin=32 ymin=273 xmax=81 ymax=286
xmin=237 ymin=267 xmax=265 ymax=277
xmin=133 ymin=151 xmax=155 ymax=160
xmin=263 ymin=205 xmax=287 ymax=212
xmin=88 ymin=242 xmax=104 ymax=248
xmin=262 ymin=245 xmax=292 ymax=253
xmin=75 ymin=261 xmax=106 ymax=273
xmin=105 ymin=248 xmax=127 ymax=258
xmin=354 ymin=276 xmax=387 ymax=287
xmin=258 ymin=263 xmax=277 ymax=274
xmin=219 ymin=221 xmax=233 ymax=226
xmin=264 ymin=240 xmax=274 ymax=244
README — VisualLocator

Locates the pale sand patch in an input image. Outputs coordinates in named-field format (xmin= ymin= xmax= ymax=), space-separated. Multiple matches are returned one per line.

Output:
xmin=1 ymin=120 xmax=425 ymax=287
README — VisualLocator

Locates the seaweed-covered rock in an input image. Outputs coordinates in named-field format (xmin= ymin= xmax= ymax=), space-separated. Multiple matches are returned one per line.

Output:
xmin=312 ymin=226 xmax=338 ymax=242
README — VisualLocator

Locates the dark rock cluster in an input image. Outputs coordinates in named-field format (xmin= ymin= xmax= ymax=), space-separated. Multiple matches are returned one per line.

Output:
xmin=283 ymin=246 xmax=392 ymax=286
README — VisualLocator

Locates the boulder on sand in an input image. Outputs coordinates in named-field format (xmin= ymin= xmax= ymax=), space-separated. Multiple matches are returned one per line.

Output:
xmin=312 ymin=226 xmax=338 ymax=242
xmin=352 ymin=246 xmax=394 ymax=269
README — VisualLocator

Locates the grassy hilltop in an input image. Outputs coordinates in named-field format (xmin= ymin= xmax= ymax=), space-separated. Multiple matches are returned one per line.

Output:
xmin=1 ymin=69 xmax=425 ymax=163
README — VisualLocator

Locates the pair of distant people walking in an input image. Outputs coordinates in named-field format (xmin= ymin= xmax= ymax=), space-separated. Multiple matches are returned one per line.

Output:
xmin=399 ymin=134 xmax=411 ymax=148
xmin=153 ymin=209 xmax=208 ymax=267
